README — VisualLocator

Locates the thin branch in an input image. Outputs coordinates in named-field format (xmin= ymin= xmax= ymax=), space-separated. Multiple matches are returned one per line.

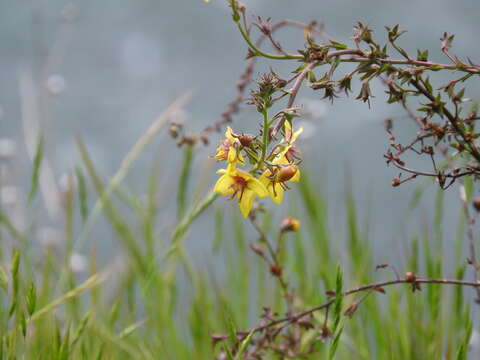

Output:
xmin=409 ymin=77 xmax=480 ymax=163
xmin=227 ymin=276 xmax=480 ymax=340
xmin=389 ymin=159 xmax=479 ymax=179
xmin=340 ymin=56 xmax=480 ymax=74
xmin=249 ymin=216 xmax=292 ymax=309
xmin=272 ymin=61 xmax=318 ymax=136
xmin=459 ymin=184 xmax=480 ymax=303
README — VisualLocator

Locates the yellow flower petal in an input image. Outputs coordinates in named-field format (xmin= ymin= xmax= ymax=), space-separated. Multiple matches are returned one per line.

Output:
xmin=291 ymin=127 xmax=303 ymax=143
xmin=290 ymin=168 xmax=301 ymax=182
xmin=284 ymin=120 xmax=292 ymax=134
xmin=259 ymin=172 xmax=269 ymax=185
xmin=259 ymin=169 xmax=282 ymax=203
xmin=225 ymin=163 xmax=237 ymax=173
xmin=268 ymin=182 xmax=284 ymax=204
xmin=283 ymin=121 xmax=303 ymax=143
xmin=227 ymin=146 xmax=238 ymax=163
xmin=225 ymin=126 xmax=235 ymax=142
xmin=214 ymin=173 xmax=234 ymax=195
xmin=239 ymin=189 xmax=255 ymax=217
xmin=248 ymin=176 xmax=268 ymax=198
xmin=272 ymin=153 xmax=289 ymax=165
xmin=227 ymin=146 xmax=246 ymax=165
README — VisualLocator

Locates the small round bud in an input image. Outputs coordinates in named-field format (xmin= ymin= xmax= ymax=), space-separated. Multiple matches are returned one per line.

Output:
xmin=269 ymin=265 xmax=283 ymax=277
xmin=237 ymin=2 xmax=246 ymax=12
xmin=405 ymin=272 xmax=416 ymax=282
xmin=320 ymin=324 xmax=332 ymax=341
xmin=473 ymin=197 xmax=480 ymax=212
xmin=391 ymin=177 xmax=401 ymax=187
xmin=280 ymin=216 xmax=301 ymax=233
xmin=276 ymin=165 xmax=298 ymax=183
xmin=325 ymin=290 xmax=336 ymax=297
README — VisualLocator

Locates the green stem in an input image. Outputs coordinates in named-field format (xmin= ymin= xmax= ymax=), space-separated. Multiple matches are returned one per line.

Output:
xmin=253 ymin=106 xmax=271 ymax=172
xmin=164 ymin=190 xmax=218 ymax=285
xmin=170 ymin=190 xmax=219 ymax=250
xmin=235 ymin=20 xmax=302 ymax=61
xmin=177 ymin=144 xmax=194 ymax=219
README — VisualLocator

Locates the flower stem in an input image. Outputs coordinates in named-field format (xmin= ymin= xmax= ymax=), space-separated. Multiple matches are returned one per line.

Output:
xmin=234 ymin=20 xmax=302 ymax=60
xmin=253 ymin=105 xmax=271 ymax=172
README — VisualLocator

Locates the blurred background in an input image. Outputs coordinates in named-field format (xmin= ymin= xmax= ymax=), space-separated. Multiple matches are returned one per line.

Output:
xmin=2 ymin=0 xmax=480 ymax=275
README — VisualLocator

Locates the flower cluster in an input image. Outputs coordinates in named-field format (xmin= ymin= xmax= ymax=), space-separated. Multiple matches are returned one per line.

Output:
xmin=213 ymin=122 xmax=302 ymax=217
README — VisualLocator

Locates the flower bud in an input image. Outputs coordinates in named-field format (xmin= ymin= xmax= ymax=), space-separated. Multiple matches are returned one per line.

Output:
xmin=280 ymin=216 xmax=301 ymax=233
xmin=238 ymin=134 xmax=254 ymax=147
xmin=269 ymin=265 xmax=283 ymax=277
xmin=405 ymin=271 xmax=421 ymax=292
xmin=405 ymin=272 xmax=416 ymax=282
xmin=391 ymin=177 xmax=401 ymax=187
xmin=473 ymin=197 xmax=480 ymax=212
xmin=325 ymin=290 xmax=336 ymax=297
xmin=320 ymin=324 xmax=332 ymax=341
xmin=275 ymin=165 xmax=298 ymax=183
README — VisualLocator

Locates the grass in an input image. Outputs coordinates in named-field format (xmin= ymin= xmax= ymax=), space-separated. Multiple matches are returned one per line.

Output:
xmin=0 ymin=110 xmax=477 ymax=359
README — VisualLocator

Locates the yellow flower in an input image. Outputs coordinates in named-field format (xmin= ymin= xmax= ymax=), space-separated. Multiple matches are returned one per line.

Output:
xmin=214 ymin=163 xmax=268 ymax=217
xmin=214 ymin=127 xmax=245 ymax=165
xmin=284 ymin=120 xmax=303 ymax=144
xmin=259 ymin=121 xmax=302 ymax=203
xmin=260 ymin=164 xmax=300 ymax=204
xmin=277 ymin=121 xmax=303 ymax=163
xmin=280 ymin=216 xmax=301 ymax=232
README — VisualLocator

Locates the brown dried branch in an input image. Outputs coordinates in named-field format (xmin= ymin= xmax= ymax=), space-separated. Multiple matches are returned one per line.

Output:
xmin=459 ymin=184 xmax=480 ymax=303
xmin=216 ymin=275 xmax=480 ymax=345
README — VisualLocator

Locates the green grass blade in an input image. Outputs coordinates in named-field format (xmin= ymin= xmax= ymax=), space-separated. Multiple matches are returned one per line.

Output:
xmin=28 ymin=133 xmax=44 ymax=203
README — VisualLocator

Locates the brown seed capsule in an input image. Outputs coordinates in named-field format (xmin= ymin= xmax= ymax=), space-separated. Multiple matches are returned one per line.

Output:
xmin=473 ymin=197 xmax=480 ymax=212
xmin=325 ymin=290 xmax=336 ymax=297
xmin=405 ymin=272 xmax=416 ymax=282
xmin=238 ymin=134 xmax=254 ymax=147
xmin=320 ymin=324 xmax=332 ymax=341
xmin=269 ymin=265 xmax=283 ymax=277
xmin=275 ymin=165 xmax=298 ymax=183
xmin=280 ymin=216 xmax=301 ymax=233
xmin=391 ymin=177 xmax=401 ymax=187
xmin=405 ymin=272 xmax=421 ymax=292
